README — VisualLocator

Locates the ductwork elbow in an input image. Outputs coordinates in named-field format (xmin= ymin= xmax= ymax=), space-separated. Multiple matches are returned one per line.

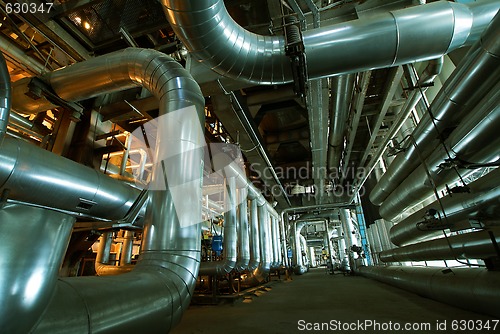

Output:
xmin=164 ymin=0 xmax=499 ymax=84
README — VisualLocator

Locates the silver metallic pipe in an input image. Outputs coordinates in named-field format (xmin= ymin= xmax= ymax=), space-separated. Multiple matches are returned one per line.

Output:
xmin=0 ymin=52 xmax=11 ymax=145
xmin=120 ymin=230 xmax=135 ymax=266
xmin=370 ymin=11 xmax=500 ymax=206
xmin=10 ymin=78 xmax=57 ymax=115
xmin=200 ymin=176 xmax=237 ymax=275
xmin=0 ymin=34 xmax=46 ymax=75
xmin=94 ymin=232 xmax=133 ymax=276
xmin=380 ymin=228 xmax=500 ymax=263
xmin=270 ymin=215 xmax=280 ymax=269
xmin=380 ymin=82 xmax=500 ymax=221
xmin=0 ymin=204 xmax=74 ymax=334
xmin=163 ymin=0 xmax=498 ymax=84
xmin=8 ymin=111 xmax=33 ymax=130
xmin=248 ymin=198 xmax=261 ymax=271
xmin=0 ymin=137 xmax=140 ymax=221
xmin=235 ymin=188 xmax=250 ymax=271
xmin=244 ymin=204 xmax=272 ymax=284
xmin=358 ymin=266 xmax=500 ymax=318
xmin=32 ymin=48 xmax=205 ymax=333
xmin=299 ymin=234 xmax=309 ymax=268
xmin=328 ymin=74 xmax=355 ymax=171
xmin=390 ymin=167 xmax=500 ymax=247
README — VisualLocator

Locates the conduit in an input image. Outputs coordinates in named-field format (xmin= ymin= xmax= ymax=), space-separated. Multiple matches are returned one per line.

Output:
xmin=0 ymin=52 xmax=10 ymax=145
xmin=94 ymin=232 xmax=133 ymax=276
xmin=358 ymin=266 xmax=500 ymax=318
xmin=29 ymin=48 xmax=206 ymax=333
xmin=390 ymin=166 xmax=500 ymax=247
xmin=163 ymin=0 xmax=499 ymax=84
xmin=370 ymin=10 xmax=500 ymax=206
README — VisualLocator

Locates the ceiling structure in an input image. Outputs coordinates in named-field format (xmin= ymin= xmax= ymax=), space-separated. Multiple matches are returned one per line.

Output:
xmin=0 ymin=0 xmax=491 ymax=220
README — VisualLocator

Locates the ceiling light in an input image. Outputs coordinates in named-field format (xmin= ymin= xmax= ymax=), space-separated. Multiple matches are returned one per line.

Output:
xmin=84 ymin=21 xmax=91 ymax=30
xmin=74 ymin=16 xmax=82 ymax=25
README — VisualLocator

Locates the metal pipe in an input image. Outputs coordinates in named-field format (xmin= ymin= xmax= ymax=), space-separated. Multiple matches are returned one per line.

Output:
xmin=270 ymin=215 xmax=280 ymax=269
xmin=0 ymin=34 xmax=46 ymax=75
xmin=120 ymin=230 xmax=135 ymax=266
xmin=358 ymin=266 xmax=500 ymax=318
xmin=0 ymin=52 xmax=11 ymax=145
xmin=163 ymin=0 xmax=499 ymax=84
xmin=0 ymin=137 xmax=141 ymax=221
xmin=390 ymin=167 xmax=500 ymax=247
xmin=248 ymin=198 xmax=261 ymax=271
xmin=328 ymin=74 xmax=355 ymax=171
xmin=9 ymin=111 xmax=34 ymax=130
xmin=380 ymin=82 xmax=500 ymax=221
xmin=243 ymin=204 xmax=272 ymax=284
xmin=31 ymin=48 xmax=206 ymax=333
xmin=370 ymin=11 xmax=500 ymax=206
xmin=235 ymin=188 xmax=250 ymax=271
xmin=380 ymin=228 xmax=500 ymax=263
xmin=0 ymin=204 xmax=74 ymax=334
xmin=94 ymin=232 xmax=133 ymax=276
xmin=200 ymin=176 xmax=237 ymax=275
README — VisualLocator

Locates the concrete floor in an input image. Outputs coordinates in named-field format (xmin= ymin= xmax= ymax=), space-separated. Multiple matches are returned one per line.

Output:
xmin=172 ymin=268 xmax=495 ymax=334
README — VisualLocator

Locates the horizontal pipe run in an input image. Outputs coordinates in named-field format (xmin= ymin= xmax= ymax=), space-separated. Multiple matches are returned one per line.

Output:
xmin=164 ymin=0 xmax=499 ymax=84
xmin=380 ymin=229 xmax=500 ymax=263
xmin=390 ymin=167 xmax=500 ymax=247
xmin=358 ymin=265 xmax=500 ymax=318
xmin=370 ymin=10 xmax=500 ymax=206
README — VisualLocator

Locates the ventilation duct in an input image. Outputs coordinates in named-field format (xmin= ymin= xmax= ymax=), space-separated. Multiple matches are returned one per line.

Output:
xmin=358 ymin=266 xmax=500 ymax=318
xmin=370 ymin=10 xmax=500 ymax=206
xmin=18 ymin=48 xmax=207 ymax=333
xmin=163 ymin=0 xmax=499 ymax=84
xmin=390 ymin=166 xmax=500 ymax=247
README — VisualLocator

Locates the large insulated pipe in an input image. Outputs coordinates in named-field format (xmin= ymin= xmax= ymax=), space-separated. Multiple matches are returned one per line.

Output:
xmin=94 ymin=232 xmax=133 ymax=276
xmin=293 ymin=221 xmax=308 ymax=274
xmin=31 ymin=48 xmax=206 ymax=333
xmin=379 ymin=82 xmax=500 ymax=221
xmin=235 ymin=187 xmax=250 ymax=271
xmin=0 ymin=204 xmax=74 ymax=334
xmin=0 ymin=52 xmax=11 ymax=145
xmin=0 ymin=34 xmax=46 ymax=75
xmin=163 ymin=0 xmax=499 ymax=84
xmin=120 ymin=230 xmax=135 ymax=266
xmin=380 ymin=228 xmax=500 ymax=263
xmin=244 ymin=203 xmax=272 ymax=284
xmin=390 ymin=167 xmax=500 ymax=247
xmin=200 ymin=176 xmax=237 ymax=275
xmin=370 ymin=11 xmax=500 ymax=206
xmin=248 ymin=198 xmax=261 ymax=271
xmin=358 ymin=266 xmax=500 ymax=318
xmin=0 ymin=137 xmax=140 ymax=221
xmin=328 ymin=74 xmax=355 ymax=171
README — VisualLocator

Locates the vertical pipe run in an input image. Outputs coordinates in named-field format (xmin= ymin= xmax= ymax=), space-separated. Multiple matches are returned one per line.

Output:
xmin=0 ymin=52 xmax=11 ymax=145
xmin=235 ymin=188 xmax=250 ymax=271
xmin=0 ymin=204 xmax=74 ymax=334
xmin=248 ymin=199 xmax=261 ymax=271
xmin=120 ymin=231 xmax=134 ymax=266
